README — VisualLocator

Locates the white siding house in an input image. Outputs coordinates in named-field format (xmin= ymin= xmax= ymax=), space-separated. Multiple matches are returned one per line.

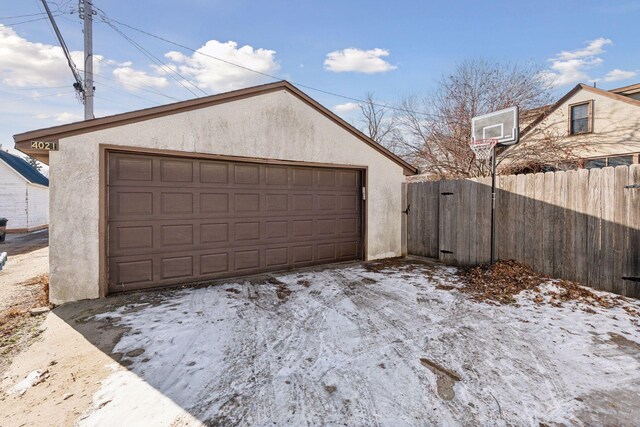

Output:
xmin=0 ymin=151 xmax=49 ymax=232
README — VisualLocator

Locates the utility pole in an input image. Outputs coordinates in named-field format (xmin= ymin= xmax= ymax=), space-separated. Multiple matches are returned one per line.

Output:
xmin=79 ymin=0 xmax=94 ymax=119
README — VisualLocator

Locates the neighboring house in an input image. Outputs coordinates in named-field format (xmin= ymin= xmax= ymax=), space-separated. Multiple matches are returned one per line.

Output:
xmin=0 ymin=151 xmax=49 ymax=232
xmin=13 ymin=81 xmax=417 ymax=304
xmin=510 ymin=83 xmax=640 ymax=170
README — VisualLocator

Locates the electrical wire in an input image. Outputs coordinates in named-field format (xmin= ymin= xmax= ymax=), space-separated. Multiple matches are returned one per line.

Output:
xmin=0 ymin=12 xmax=46 ymax=20
xmin=94 ymin=10 xmax=440 ymax=119
xmin=97 ymin=15 xmax=207 ymax=98
xmin=86 ymin=77 xmax=164 ymax=106
xmin=0 ymin=85 xmax=70 ymax=92
xmin=3 ymin=90 xmax=77 ymax=102
xmin=92 ymin=56 xmax=183 ymax=101
xmin=0 ymin=14 xmax=64 ymax=26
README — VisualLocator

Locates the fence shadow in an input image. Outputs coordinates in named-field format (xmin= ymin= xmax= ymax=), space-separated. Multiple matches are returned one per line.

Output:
xmin=407 ymin=165 xmax=640 ymax=298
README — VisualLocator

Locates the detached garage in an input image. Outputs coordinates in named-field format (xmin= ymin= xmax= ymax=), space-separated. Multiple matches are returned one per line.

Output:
xmin=14 ymin=81 xmax=416 ymax=304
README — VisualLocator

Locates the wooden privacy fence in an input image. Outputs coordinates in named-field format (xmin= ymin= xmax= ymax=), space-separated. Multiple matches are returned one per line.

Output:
xmin=406 ymin=164 xmax=640 ymax=297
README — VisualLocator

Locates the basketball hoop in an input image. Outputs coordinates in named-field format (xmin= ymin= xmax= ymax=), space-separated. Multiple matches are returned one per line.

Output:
xmin=469 ymin=139 xmax=498 ymax=160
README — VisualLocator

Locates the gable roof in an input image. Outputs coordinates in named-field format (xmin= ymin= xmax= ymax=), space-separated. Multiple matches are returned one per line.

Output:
xmin=520 ymin=83 xmax=640 ymax=138
xmin=13 ymin=80 xmax=418 ymax=175
xmin=609 ymin=83 xmax=640 ymax=96
xmin=0 ymin=151 xmax=49 ymax=186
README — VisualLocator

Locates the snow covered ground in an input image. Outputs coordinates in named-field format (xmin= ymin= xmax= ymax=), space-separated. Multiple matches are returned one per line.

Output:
xmin=77 ymin=261 xmax=640 ymax=426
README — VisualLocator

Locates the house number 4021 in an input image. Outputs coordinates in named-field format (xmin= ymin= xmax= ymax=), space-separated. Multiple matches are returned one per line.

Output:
xmin=30 ymin=141 xmax=59 ymax=151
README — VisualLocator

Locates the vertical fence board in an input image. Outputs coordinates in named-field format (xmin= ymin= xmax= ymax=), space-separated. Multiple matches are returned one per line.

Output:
xmin=587 ymin=169 xmax=602 ymax=288
xmin=553 ymin=171 xmax=567 ymax=278
xmin=477 ymin=177 xmax=492 ymax=264
xmin=431 ymin=181 xmax=441 ymax=258
xmin=625 ymin=165 xmax=640 ymax=297
xmin=456 ymin=180 xmax=471 ymax=266
xmin=574 ymin=169 xmax=589 ymax=284
xmin=612 ymin=166 xmax=629 ymax=295
xmin=438 ymin=180 xmax=455 ymax=264
xmin=523 ymin=173 xmax=537 ymax=268
xmin=542 ymin=172 xmax=556 ymax=276
xmin=505 ymin=175 xmax=518 ymax=261
xmin=564 ymin=170 xmax=577 ymax=281
xmin=468 ymin=179 xmax=478 ymax=265
xmin=533 ymin=173 xmax=546 ymax=273
xmin=600 ymin=168 xmax=615 ymax=292
xmin=496 ymin=175 xmax=507 ymax=261
xmin=515 ymin=174 xmax=526 ymax=263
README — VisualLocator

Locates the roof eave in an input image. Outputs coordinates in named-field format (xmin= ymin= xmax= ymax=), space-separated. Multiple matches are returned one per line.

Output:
xmin=13 ymin=80 xmax=417 ymax=175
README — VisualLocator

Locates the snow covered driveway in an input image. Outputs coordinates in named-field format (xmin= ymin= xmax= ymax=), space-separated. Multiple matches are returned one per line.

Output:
xmin=78 ymin=260 xmax=640 ymax=426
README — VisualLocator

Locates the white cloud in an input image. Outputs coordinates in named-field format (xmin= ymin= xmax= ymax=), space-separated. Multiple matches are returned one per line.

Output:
xmin=34 ymin=112 xmax=83 ymax=122
xmin=164 ymin=40 xmax=279 ymax=92
xmin=112 ymin=66 xmax=169 ymax=91
xmin=603 ymin=68 xmax=637 ymax=82
xmin=334 ymin=102 xmax=360 ymax=113
xmin=0 ymin=25 xmax=86 ymax=87
xmin=0 ymin=24 xmax=167 ymax=96
xmin=556 ymin=38 xmax=612 ymax=60
xmin=539 ymin=38 xmax=631 ymax=88
xmin=324 ymin=48 xmax=397 ymax=74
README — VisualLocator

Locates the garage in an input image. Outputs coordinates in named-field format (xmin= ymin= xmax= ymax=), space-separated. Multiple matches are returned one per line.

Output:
xmin=108 ymin=152 xmax=363 ymax=292
xmin=14 ymin=80 xmax=416 ymax=303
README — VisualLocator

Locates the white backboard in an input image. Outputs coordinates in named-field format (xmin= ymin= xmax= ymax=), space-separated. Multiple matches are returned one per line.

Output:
xmin=471 ymin=106 xmax=519 ymax=145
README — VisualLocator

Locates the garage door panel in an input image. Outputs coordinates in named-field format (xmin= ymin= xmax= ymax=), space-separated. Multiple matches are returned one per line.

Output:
xmin=200 ymin=253 xmax=229 ymax=274
xmin=108 ymin=152 xmax=363 ymax=293
xmin=111 ymin=156 xmax=154 ymax=182
xmin=200 ymin=223 xmax=229 ymax=243
xmin=161 ymin=193 xmax=194 ymax=214
xmin=161 ymin=159 xmax=194 ymax=182
xmin=265 ymin=166 xmax=288 ymax=186
xmin=161 ymin=256 xmax=194 ymax=279
xmin=201 ymin=193 xmax=229 ymax=213
xmin=161 ymin=224 xmax=193 ymax=246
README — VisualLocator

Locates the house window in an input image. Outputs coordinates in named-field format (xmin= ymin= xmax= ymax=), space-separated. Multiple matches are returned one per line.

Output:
xmin=585 ymin=158 xmax=606 ymax=169
xmin=584 ymin=155 xmax=634 ymax=169
xmin=570 ymin=102 xmax=591 ymax=135
xmin=607 ymin=155 xmax=633 ymax=166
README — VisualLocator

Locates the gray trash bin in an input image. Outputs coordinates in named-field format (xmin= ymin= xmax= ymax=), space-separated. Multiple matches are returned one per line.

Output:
xmin=0 ymin=218 xmax=7 ymax=243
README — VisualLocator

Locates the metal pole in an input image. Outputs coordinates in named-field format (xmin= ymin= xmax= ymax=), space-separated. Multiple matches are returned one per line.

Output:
xmin=490 ymin=146 xmax=496 ymax=264
xmin=83 ymin=0 xmax=94 ymax=119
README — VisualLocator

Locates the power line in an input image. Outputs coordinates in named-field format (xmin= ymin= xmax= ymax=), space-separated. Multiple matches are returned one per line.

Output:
xmin=96 ymin=14 xmax=207 ymax=98
xmin=4 ymin=90 xmax=77 ymax=102
xmin=0 ymin=12 xmax=46 ymax=20
xmin=36 ymin=0 xmax=84 ymax=103
xmin=92 ymin=56 xmax=183 ymax=101
xmin=93 ymin=94 xmax=143 ymax=110
xmin=0 ymin=85 xmax=70 ymax=92
xmin=0 ymin=13 xmax=64 ymax=26
xmin=86 ymin=77 xmax=163 ymax=106
xmin=95 ymin=11 xmax=440 ymax=118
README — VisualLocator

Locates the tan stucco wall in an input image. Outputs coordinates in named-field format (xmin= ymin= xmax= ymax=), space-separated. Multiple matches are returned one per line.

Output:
xmin=48 ymin=89 xmax=406 ymax=304
xmin=519 ymin=89 xmax=640 ymax=161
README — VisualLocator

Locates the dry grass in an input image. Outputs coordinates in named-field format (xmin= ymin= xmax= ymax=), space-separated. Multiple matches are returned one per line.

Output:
xmin=0 ymin=274 xmax=50 ymax=373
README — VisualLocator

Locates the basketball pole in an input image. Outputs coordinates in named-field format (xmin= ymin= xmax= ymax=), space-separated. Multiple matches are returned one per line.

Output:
xmin=490 ymin=146 xmax=496 ymax=265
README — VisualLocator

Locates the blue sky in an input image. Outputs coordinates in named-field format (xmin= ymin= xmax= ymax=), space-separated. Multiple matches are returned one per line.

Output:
xmin=1 ymin=0 xmax=639 ymax=154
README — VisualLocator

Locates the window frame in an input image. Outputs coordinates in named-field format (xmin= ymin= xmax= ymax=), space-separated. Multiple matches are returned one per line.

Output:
xmin=568 ymin=100 xmax=593 ymax=136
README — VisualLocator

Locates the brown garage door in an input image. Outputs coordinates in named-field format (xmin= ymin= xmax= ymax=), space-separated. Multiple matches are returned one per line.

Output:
xmin=107 ymin=152 xmax=363 ymax=293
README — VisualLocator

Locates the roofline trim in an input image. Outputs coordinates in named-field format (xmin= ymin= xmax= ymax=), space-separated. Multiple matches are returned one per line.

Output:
xmin=13 ymin=80 xmax=418 ymax=175
xmin=609 ymin=82 xmax=640 ymax=94
xmin=520 ymin=83 xmax=640 ymax=138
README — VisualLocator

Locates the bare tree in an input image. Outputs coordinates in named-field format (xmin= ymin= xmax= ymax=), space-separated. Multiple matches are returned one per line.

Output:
xmin=357 ymin=93 xmax=404 ymax=154
xmin=388 ymin=59 xmax=581 ymax=178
